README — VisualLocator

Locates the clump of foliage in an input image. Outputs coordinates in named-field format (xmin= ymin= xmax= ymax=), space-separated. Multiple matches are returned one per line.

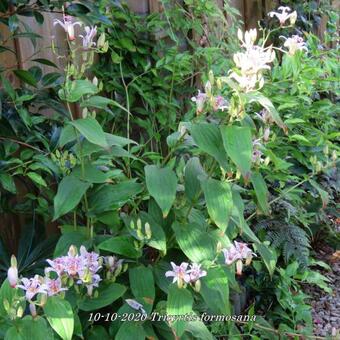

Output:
xmin=0 ymin=1 xmax=339 ymax=339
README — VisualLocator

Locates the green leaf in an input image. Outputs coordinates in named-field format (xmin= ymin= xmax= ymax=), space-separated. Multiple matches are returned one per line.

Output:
xmin=43 ymin=296 xmax=74 ymax=340
xmin=87 ymin=326 xmax=110 ymax=340
xmin=1 ymin=75 xmax=16 ymax=100
xmin=13 ymin=70 xmax=37 ymax=87
xmin=89 ymin=181 xmax=143 ymax=214
xmin=184 ymin=157 xmax=206 ymax=202
xmin=190 ymin=123 xmax=228 ymax=169
xmin=80 ymin=96 xmax=114 ymax=110
xmin=32 ymin=58 xmax=58 ymax=68
xmin=254 ymin=243 xmax=277 ymax=277
xmin=26 ymin=172 xmax=47 ymax=187
xmin=145 ymin=165 xmax=177 ymax=218
xmin=172 ymin=222 xmax=216 ymax=263
xmin=72 ymin=164 xmax=109 ymax=183
xmin=289 ymin=134 xmax=310 ymax=144
xmin=167 ymin=285 xmax=193 ymax=337
xmin=5 ymin=316 xmax=53 ymax=340
xmin=0 ymin=173 xmax=16 ymax=193
xmin=41 ymin=72 xmax=61 ymax=86
xmin=200 ymin=267 xmax=230 ymax=315
xmin=221 ymin=125 xmax=252 ymax=179
xmin=116 ymin=323 xmax=146 ymax=340
xmin=53 ymin=175 xmax=90 ymax=220
xmin=79 ymin=283 xmax=126 ymax=311
xmin=129 ymin=266 xmax=155 ymax=312
xmin=105 ymin=133 xmax=137 ymax=147
xmin=250 ymin=171 xmax=270 ymax=215
xmin=70 ymin=118 xmax=108 ymax=148
xmin=98 ymin=236 xmax=142 ymax=258
xmin=245 ymin=92 xmax=287 ymax=133
xmin=201 ymin=178 xmax=232 ymax=232
xmin=310 ymin=179 xmax=329 ymax=208
xmin=54 ymin=231 xmax=90 ymax=257
xmin=59 ymin=80 xmax=98 ymax=102
xmin=59 ymin=125 xmax=77 ymax=147
xmin=185 ymin=320 xmax=214 ymax=340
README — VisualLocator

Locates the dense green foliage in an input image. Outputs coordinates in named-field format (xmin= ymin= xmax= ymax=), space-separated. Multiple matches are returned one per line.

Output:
xmin=0 ymin=0 xmax=339 ymax=339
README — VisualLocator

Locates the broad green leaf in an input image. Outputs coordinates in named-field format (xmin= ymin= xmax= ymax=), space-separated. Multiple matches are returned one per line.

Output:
xmin=245 ymin=92 xmax=287 ymax=133
xmin=5 ymin=317 xmax=54 ymax=340
xmin=1 ymin=75 xmax=16 ymax=100
xmin=184 ymin=157 xmax=206 ymax=202
xmin=72 ymin=164 xmax=109 ymax=183
xmin=145 ymin=165 xmax=177 ymax=218
xmin=105 ymin=133 xmax=137 ymax=147
xmin=80 ymin=96 xmax=113 ymax=110
xmin=250 ymin=171 xmax=270 ymax=215
xmin=79 ymin=283 xmax=126 ymax=311
xmin=32 ymin=58 xmax=58 ymax=68
xmin=54 ymin=231 xmax=90 ymax=257
xmin=59 ymin=125 xmax=77 ymax=147
xmin=167 ymin=285 xmax=193 ymax=337
xmin=190 ymin=123 xmax=228 ymax=169
xmin=185 ymin=320 xmax=214 ymax=340
xmin=53 ymin=175 xmax=90 ymax=220
xmin=116 ymin=322 xmax=146 ymax=340
xmin=87 ymin=325 xmax=110 ymax=340
xmin=221 ymin=125 xmax=252 ymax=179
xmin=201 ymin=178 xmax=232 ymax=232
xmin=0 ymin=173 xmax=16 ymax=193
xmin=289 ymin=134 xmax=310 ymax=144
xmin=254 ymin=243 xmax=277 ymax=277
xmin=0 ymin=280 xmax=23 ymax=316
xmin=70 ymin=118 xmax=107 ymax=148
xmin=89 ymin=181 xmax=143 ymax=214
xmin=200 ymin=267 xmax=230 ymax=315
xmin=129 ymin=266 xmax=155 ymax=312
xmin=42 ymin=72 xmax=61 ymax=86
xmin=59 ymin=80 xmax=98 ymax=102
xmin=172 ymin=222 xmax=216 ymax=263
xmin=310 ymin=179 xmax=329 ymax=208
xmin=98 ymin=235 xmax=142 ymax=258
xmin=13 ymin=69 xmax=37 ymax=87
xmin=43 ymin=296 xmax=74 ymax=340
xmin=26 ymin=172 xmax=47 ymax=187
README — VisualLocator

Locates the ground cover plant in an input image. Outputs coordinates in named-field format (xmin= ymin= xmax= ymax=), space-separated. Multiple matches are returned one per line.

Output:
xmin=0 ymin=1 xmax=339 ymax=339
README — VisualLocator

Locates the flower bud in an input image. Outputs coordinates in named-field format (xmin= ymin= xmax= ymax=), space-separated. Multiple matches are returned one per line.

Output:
xmin=136 ymin=218 xmax=142 ymax=230
xmin=145 ymin=222 xmax=152 ymax=239
xmin=332 ymin=150 xmax=337 ymax=161
xmin=216 ymin=241 xmax=222 ymax=253
xmin=97 ymin=32 xmax=106 ymax=48
xmin=216 ymin=78 xmax=222 ymax=90
xmin=194 ymin=279 xmax=201 ymax=292
xmin=87 ymin=285 xmax=94 ymax=296
xmin=68 ymin=245 xmax=77 ymax=257
xmin=82 ymin=107 xmax=88 ymax=118
xmin=236 ymin=260 xmax=243 ymax=276
xmin=17 ymin=306 xmax=24 ymax=318
xmin=130 ymin=220 xmax=135 ymax=229
xmin=3 ymin=299 xmax=10 ymax=313
xmin=29 ymin=303 xmax=37 ymax=318
xmin=92 ymin=76 xmax=98 ymax=87
xmin=204 ymin=81 xmax=212 ymax=96
xmin=290 ymin=11 xmax=297 ymax=25
xmin=39 ymin=293 xmax=47 ymax=307
xmin=208 ymin=70 xmax=214 ymax=87
xmin=263 ymin=127 xmax=270 ymax=142
xmin=7 ymin=256 xmax=18 ymax=288
xmin=323 ymin=144 xmax=329 ymax=156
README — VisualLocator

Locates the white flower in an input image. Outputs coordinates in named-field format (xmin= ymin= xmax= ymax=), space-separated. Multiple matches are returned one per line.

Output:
xmin=53 ymin=15 xmax=82 ymax=41
xmin=17 ymin=275 xmax=47 ymax=301
xmin=237 ymin=29 xmax=257 ymax=49
xmin=45 ymin=277 xmax=67 ymax=296
xmin=165 ymin=262 xmax=191 ymax=286
xmin=268 ymin=7 xmax=297 ymax=26
xmin=191 ymin=90 xmax=207 ymax=114
xmin=79 ymin=26 xmax=97 ymax=49
xmin=187 ymin=263 xmax=207 ymax=282
xmin=282 ymin=35 xmax=308 ymax=55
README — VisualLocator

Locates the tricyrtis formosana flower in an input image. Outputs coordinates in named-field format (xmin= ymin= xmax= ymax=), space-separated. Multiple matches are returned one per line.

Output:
xmin=268 ymin=6 xmax=297 ymax=26
xmin=53 ymin=15 xmax=82 ymax=41
xmin=282 ymin=35 xmax=308 ymax=56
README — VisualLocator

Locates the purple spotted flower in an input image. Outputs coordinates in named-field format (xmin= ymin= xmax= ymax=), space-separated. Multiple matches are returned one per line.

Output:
xmin=45 ymin=277 xmax=67 ymax=296
xmin=165 ymin=262 xmax=191 ymax=287
xmin=17 ymin=275 xmax=47 ymax=301
xmin=187 ymin=263 xmax=207 ymax=282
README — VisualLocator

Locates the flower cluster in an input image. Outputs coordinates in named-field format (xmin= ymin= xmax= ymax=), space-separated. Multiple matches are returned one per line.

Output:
xmin=165 ymin=262 xmax=207 ymax=290
xmin=54 ymin=14 xmax=106 ymax=50
xmin=230 ymin=29 xmax=275 ymax=92
xmin=8 ymin=245 xmax=124 ymax=306
xmin=268 ymin=6 xmax=297 ymax=26
xmin=45 ymin=245 xmax=102 ymax=296
xmin=222 ymin=241 xmax=256 ymax=275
